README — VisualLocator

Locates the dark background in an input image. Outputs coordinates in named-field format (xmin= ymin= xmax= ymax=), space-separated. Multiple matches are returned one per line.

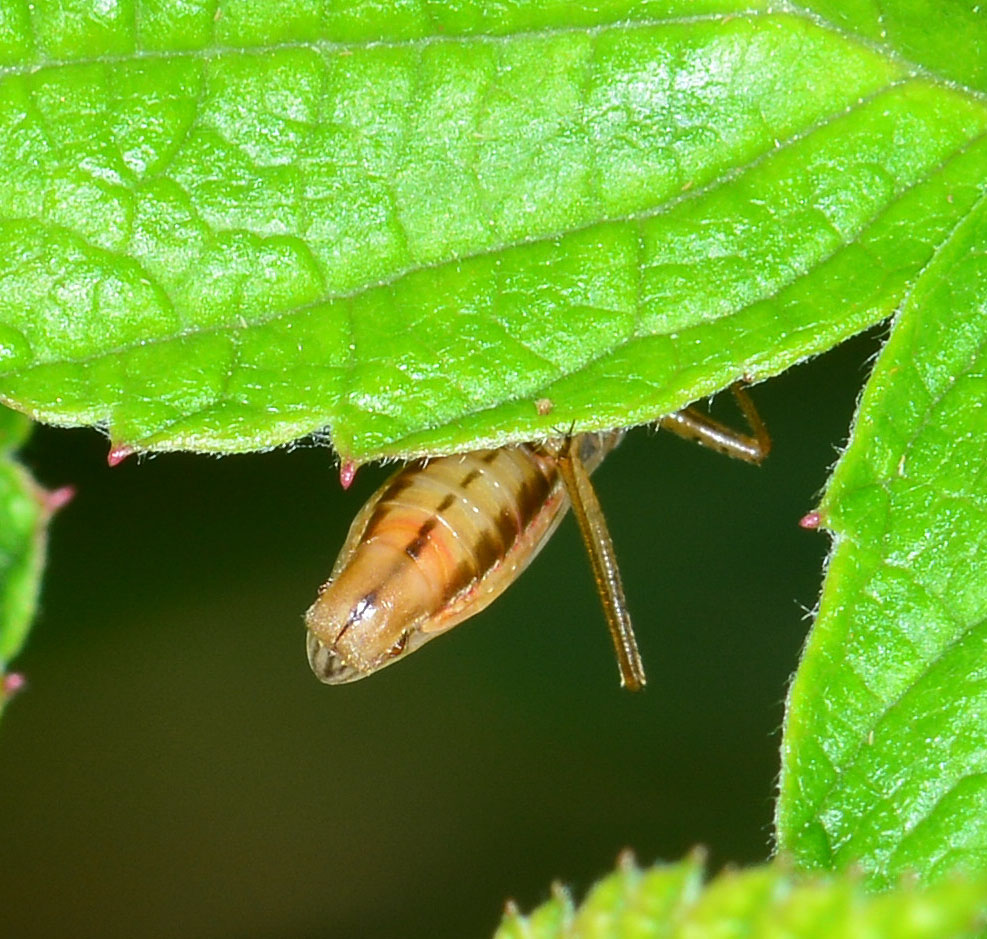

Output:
xmin=0 ymin=329 xmax=881 ymax=938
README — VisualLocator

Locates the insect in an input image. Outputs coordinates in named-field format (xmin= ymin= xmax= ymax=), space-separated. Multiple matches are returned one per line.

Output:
xmin=306 ymin=385 xmax=770 ymax=689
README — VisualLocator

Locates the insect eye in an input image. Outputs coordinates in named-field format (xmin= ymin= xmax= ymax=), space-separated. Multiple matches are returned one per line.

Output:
xmin=307 ymin=632 xmax=363 ymax=685
xmin=387 ymin=631 xmax=410 ymax=659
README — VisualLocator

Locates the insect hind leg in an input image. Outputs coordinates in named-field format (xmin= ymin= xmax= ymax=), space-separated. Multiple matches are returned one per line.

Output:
xmin=557 ymin=435 xmax=646 ymax=692
xmin=659 ymin=383 xmax=771 ymax=465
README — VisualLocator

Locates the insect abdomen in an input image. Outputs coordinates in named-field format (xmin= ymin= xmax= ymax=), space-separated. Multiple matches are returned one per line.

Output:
xmin=306 ymin=443 xmax=570 ymax=683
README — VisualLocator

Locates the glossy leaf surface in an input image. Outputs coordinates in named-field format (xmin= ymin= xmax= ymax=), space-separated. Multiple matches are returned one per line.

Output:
xmin=0 ymin=2 xmax=984 ymax=464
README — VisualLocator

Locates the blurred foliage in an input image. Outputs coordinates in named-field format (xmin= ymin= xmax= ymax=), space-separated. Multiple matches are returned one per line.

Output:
xmin=0 ymin=407 xmax=47 ymax=718
xmin=495 ymin=853 xmax=987 ymax=939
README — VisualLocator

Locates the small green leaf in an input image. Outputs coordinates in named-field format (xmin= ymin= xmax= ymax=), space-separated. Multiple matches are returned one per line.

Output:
xmin=0 ymin=401 xmax=31 ymax=451
xmin=493 ymin=854 xmax=987 ymax=938
xmin=0 ymin=4 xmax=984 ymax=464
xmin=776 ymin=191 xmax=987 ymax=882
xmin=0 ymin=407 xmax=50 ymax=718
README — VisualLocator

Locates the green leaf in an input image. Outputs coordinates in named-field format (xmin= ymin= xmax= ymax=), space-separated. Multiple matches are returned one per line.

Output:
xmin=0 ymin=3 xmax=984 ymax=464
xmin=0 ymin=407 xmax=51 ymax=717
xmin=493 ymin=853 xmax=987 ymax=939
xmin=776 ymin=189 xmax=987 ymax=882
xmin=0 ymin=400 xmax=31 ymax=452
xmin=797 ymin=0 xmax=987 ymax=94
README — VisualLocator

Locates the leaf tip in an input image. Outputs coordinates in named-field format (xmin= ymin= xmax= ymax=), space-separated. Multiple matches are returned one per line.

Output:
xmin=2 ymin=671 xmax=27 ymax=699
xmin=40 ymin=484 xmax=76 ymax=517
xmin=616 ymin=847 xmax=639 ymax=873
xmin=107 ymin=444 xmax=135 ymax=467
xmin=549 ymin=880 xmax=570 ymax=902
xmin=339 ymin=459 xmax=359 ymax=490
xmin=798 ymin=510 xmax=823 ymax=530
xmin=686 ymin=844 xmax=709 ymax=866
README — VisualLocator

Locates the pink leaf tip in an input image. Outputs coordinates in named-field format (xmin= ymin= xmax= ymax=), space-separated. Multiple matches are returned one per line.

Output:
xmin=2 ymin=672 xmax=26 ymax=698
xmin=339 ymin=460 xmax=358 ymax=490
xmin=107 ymin=444 xmax=134 ymax=467
xmin=799 ymin=511 xmax=822 ymax=530
xmin=42 ymin=484 xmax=76 ymax=515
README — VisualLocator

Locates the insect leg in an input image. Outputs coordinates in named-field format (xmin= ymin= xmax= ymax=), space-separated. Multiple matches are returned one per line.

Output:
xmin=557 ymin=437 xmax=646 ymax=692
xmin=659 ymin=383 xmax=771 ymax=465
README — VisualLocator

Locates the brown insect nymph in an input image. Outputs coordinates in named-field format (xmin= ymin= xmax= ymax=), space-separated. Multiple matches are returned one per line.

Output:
xmin=306 ymin=385 xmax=769 ymax=689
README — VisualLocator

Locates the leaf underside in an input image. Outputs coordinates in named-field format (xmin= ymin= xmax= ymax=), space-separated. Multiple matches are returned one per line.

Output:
xmin=493 ymin=853 xmax=987 ymax=939
xmin=0 ymin=2 xmax=983 ymax=464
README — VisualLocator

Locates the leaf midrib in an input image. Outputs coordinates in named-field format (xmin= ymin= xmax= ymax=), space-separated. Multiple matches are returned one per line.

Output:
xmin=0 ymin=12 xmax=773 ymax=78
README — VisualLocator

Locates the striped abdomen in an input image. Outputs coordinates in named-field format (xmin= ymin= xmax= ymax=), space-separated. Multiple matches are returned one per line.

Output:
xmin=306 ymin=432 xmax=621 ymax=683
